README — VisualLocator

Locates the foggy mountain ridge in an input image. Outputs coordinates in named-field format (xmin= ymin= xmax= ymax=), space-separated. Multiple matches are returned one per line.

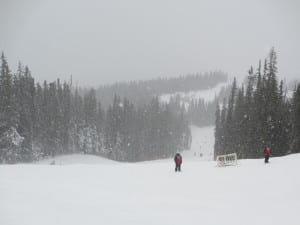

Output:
xmin=93 ymin=71 xmax=228 ymax=109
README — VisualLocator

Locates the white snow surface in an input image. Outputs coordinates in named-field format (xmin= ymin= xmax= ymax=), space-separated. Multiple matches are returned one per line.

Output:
xmin=37 ymin=153 xmax=117 ymax=165
xmin=182 ymin=125 xmax=214 ymax=161
xmin=1 ymin=126 xmax=300 ymax=225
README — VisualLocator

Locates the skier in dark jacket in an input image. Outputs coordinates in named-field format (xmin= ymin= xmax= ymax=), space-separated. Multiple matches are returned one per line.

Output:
xmin=174 ymin=153 xmax=182 ymax=172
xmin=264 ymin=147 xmax=272 ymax=163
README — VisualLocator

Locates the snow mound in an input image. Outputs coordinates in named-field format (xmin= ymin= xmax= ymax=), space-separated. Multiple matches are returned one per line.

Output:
xmin=36 ymin=154 xmax=117 ymax=165
xmin=35 ymin=125 xmax=214 ymax=166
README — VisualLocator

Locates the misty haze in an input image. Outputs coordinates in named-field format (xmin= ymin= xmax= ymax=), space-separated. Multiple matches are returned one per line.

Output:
xmin=1 ymin=1 xmax=300 ymax=225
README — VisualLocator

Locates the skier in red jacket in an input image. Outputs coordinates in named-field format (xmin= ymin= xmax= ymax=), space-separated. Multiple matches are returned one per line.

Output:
xmin=174 ymin=153 xmax=182 ymax=172
xmin=264 ymin=147 xmax=272 ymax=163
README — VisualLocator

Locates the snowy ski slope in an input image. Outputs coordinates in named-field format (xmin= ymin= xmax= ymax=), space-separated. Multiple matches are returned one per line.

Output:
xmin=1 ymin=125 xmax=300 ymax=225
xmin=182 ymin=125 xmax=214 ymax=161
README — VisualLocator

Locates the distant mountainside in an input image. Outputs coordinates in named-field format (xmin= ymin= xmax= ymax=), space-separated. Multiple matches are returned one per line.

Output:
xmin=93 ymin=71 xmax=228 ymax=108
xmin=162 ymin=82 xmax=232 ymax=127
xmin=89 ymin=71 xmax=230 ymax=127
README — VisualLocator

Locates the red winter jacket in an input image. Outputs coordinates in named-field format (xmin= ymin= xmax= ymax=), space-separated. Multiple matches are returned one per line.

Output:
xmin=175 ymin=155 xmax=182 ymax=165
xmin=264 ymin=148 xmax=271 ymax=156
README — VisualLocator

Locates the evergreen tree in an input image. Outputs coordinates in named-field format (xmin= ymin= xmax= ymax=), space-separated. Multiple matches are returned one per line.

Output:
xmin=217 ymin=98 xmax=227 ymax=156
xmin=233 ymin=86 xmax=245 ymax=158
xmin=0 ymin=53 xmax=21 ymax=163
xmin=225 ymin=78 xmax=237 ymax=153
xmin=291 ymin=84 xmax=300 ymax=153
xmin=33 ymin=83 xmax=44 ymax=157
xmin=252 ymin=63 xmax=265 ymax=155
xmin=244 ymin=69 xmax=256 ymax=157
xmin=14 ymin=65 xmax=36 ymax=161
xmin=214 ymin=103 xmax=221 ymax=159
xmin=264 ymin=48 xmax=280 ymax=153
xmin=61 ymin=81 xmax=72 ymax=153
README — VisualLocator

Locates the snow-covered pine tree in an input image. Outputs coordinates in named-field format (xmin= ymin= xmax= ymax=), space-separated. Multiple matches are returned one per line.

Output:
xmin=232 ymin=86 xmax=245 ymax=158
xmin=214 ymin=103 xmax=221 ymax=159
xmin=79 ymin=89 xmax=99 ymax=154
xmin=13 ymin=64 xmax=36 ymax=161
xmin=224 ymin=78 xmax=237 ymax=154
xmin=32 ymin=83 xmax=44 ymax=158
xmin=0 ymin=53 xmax=22 ymax=163
xmin=291 ymin=84 xmax=300 ymax=153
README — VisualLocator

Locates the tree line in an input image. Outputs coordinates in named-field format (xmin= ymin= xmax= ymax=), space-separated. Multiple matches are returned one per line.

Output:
xmin=0 ymin=53 xmax=191 ymax=163
xmin=215 ymin=48 xmax=300 ymax=159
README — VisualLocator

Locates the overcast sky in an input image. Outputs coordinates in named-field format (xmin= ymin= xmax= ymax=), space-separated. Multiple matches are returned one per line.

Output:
xmin=1 ymin=0 xmax=299 ymax=86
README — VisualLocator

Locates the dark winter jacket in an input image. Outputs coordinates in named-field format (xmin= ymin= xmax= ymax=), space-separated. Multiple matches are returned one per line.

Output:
xmin=264 ymin=148 xmax=271 ymax=156
xmin=174 ymin=154 xmax=182 ymax=165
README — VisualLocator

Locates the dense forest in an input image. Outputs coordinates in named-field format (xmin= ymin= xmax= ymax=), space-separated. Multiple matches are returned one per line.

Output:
xmin=92 ymin=72 xmax=230 ymax=127
xmin=215 ymin=48 xmax=300 ymax=159
xmin=0 ymin=53 xmax=191 ymax=164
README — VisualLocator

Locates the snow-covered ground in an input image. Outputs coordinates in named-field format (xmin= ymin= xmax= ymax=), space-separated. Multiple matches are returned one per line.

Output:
xmin=37 ymin=153 xmax=117 ymax=165
xmin=1 ymin=126 xmax=300 ymax=225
